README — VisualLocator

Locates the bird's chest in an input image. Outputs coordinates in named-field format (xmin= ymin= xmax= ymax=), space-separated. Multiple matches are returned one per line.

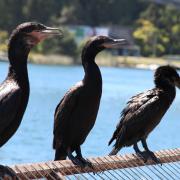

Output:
xmin=144 ymin=93 xmax=175 ymax=136
xmin=77 ymin=89 xmax=101 ymax=121
xmin=19 ymin=82 xmax=29 ymax=104
xmin=69 ymin=88 xmax=102 ymax=144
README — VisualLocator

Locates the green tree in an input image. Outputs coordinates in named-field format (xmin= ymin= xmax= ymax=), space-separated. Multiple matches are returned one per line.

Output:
xmin=134 ymin=3 xmax=180 ymax=56
xmin=0 ymin=30 xmax=8 ymax=51
xmin=0 ymin=0 xmax=26 ymax=31
xmin=2 ymin=0 xmax=170 ymax=57
xmin=57 ymin=0 xmax=146 ymax=26
xmin=0 ymin=0 xmax=64 ymax=32
xmin=133 ymin=19 xmax=168 ymax=56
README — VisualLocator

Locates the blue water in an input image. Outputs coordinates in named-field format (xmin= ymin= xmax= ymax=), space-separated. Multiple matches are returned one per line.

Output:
xmin=0 ymin=62 xmax=179 ymax=166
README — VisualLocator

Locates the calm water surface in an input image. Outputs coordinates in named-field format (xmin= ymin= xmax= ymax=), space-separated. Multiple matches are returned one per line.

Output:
xmin=0 ymin=62 xmax=179 ymax=165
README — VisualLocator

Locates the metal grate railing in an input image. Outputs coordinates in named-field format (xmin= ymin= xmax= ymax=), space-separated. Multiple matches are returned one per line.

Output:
xmin=10 ymin=148 xmax=180 ymax=179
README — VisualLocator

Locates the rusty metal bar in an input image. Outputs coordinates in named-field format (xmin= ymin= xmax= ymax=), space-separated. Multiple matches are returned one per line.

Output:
xmin=10 ymin=148 xmax=180 ymax=179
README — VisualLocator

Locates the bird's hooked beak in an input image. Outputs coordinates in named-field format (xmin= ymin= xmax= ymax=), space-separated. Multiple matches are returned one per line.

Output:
xmin=29 ymin=26 xmax=63 ymax=43
xmin=174 ymin=77 xmax=180 ymax=89
xmin=41 ymin=26 xmax=63 ymax=37
xmin=101 ymin=38 xmax=127 ymax=49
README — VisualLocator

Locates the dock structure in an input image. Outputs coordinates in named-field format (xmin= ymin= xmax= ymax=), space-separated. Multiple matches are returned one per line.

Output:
xmin=10 ymin=148 xmax=180 ymax=179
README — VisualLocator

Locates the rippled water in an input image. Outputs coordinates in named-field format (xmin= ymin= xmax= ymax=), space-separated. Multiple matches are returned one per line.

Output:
xmin=0 ymin=61 xmax=179 ymax=165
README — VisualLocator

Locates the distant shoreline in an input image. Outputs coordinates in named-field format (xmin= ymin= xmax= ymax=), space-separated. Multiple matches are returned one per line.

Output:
xmin=1 ymin=51 xmax=180 ymax=70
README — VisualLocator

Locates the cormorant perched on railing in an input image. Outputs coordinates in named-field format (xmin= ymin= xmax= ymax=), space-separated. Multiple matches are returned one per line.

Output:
xmin=0 ymin=22 xmax=62 ymax=178
xmin=109 ymin=66 xmax=180 ymax=163
xmin=53 ymin=36 xmax=127 ymax=167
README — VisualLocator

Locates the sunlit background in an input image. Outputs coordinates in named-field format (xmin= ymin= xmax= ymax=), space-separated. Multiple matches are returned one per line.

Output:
xmin=0 ymin=0 xmax=179 ymax=165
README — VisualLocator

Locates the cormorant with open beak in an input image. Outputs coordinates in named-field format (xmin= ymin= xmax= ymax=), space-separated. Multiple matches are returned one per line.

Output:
xmin=53 ymin=36 xmax=127 ymax=167
xmin=0 ymin=22 xmax=62 ymax=179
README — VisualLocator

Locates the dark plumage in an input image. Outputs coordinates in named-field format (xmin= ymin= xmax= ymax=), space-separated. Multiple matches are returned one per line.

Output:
xmin=0 ymin=22 xmax=62 ymax=178
xmin=53 ymin=36 xmax=127 ymax=167
xmin=109 ymin=66 xmax=180 ymax=163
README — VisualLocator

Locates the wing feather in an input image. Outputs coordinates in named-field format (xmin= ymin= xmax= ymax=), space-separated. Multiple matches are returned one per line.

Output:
xmin=109 ymin=89 xmax=161 ymax=146
xmin=0 ymin=82 xmax=21 ymax=146
xmin=53 ymin=82 xmax=83 ymax=149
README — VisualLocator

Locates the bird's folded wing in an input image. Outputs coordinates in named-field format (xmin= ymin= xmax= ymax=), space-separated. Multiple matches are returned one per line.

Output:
xmin=0 ymin=85 xmax=21 ymax=134
xmin=121 ymin=89 xmax=160 ymax=127
xmin=109 ymin=89 xmax=160 ymax=145
xmin=53 ymin=84 xmax=83 ymax=149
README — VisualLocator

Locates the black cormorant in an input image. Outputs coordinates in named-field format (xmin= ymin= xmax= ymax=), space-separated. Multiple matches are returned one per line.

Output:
xmin=0 ymin=22 xmax=62 ymax=178
xmin=109 ymin=66 xmax=180 ymax=163
xmin=53 ymin=36 xmax=127 ymax=167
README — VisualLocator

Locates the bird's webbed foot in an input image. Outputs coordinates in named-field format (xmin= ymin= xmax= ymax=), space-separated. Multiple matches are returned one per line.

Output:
xmin=136 ymin=151 xmax=161 ymax=164
xmin=133 ymin=143 xmax=148 ymax=163
xmin=76 ymin=147 xmax=93 ymax=169
xmin=135 ymin=151 xmax=149 ymax=163
xmin=67 ymin=147 xmax=94 ymax=169
xmin=141 ymin=139 xmax=161 ymax=164
xmin=70 ymin=155 xmax=86 ymax=168
xmin=67 ymin=148 xmax=85 ymax=168
xmin=133 ymin=143 xmax=149 ymax=163
xmin=75 ymin=156 xmax=93 ymax=169
xmin=146 ymin=150 xmax=161 ymax=165
xmin=0 ymin=165 xmax=19 ymax=179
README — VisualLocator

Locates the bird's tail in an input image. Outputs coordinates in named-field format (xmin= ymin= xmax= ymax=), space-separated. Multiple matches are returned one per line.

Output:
xmin=108 ymin=129 xmax=118 ymax=146
xmin=108 ymin=136 xmax=115 ymax=146
xmin=109 ymin=147 xmax=119 ymax=156
xmin=54 ymin=147 xmax=67 ymax=161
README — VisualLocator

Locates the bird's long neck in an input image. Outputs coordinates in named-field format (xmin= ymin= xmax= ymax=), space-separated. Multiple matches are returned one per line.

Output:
xmin=82 ymin=54 xmax=102 ymax=87
xmin=155 ymin=78 xmax=175 ymax=91
xmin=7 ymin=37 xmax=30 ymax=88
xmin=155 ymin=78 xmax=176 ymax=101
xmin=7 ymin=64 xmax=29 ymax=86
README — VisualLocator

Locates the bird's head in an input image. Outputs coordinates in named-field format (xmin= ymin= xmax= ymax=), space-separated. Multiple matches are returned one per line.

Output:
xmin=82 ymin=36 xmax=127 ymax=62
xmin=154 ymin=65 xmax=180 ymax=89
xmin=9 ymin=22 xmax=62 ymax=49
xmin=8 ymin=22 xmax=62 ymax=63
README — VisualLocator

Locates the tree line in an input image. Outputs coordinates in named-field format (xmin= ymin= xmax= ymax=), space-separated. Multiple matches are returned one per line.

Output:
xmin=0 ymin=0 xmax=179 ymax=57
